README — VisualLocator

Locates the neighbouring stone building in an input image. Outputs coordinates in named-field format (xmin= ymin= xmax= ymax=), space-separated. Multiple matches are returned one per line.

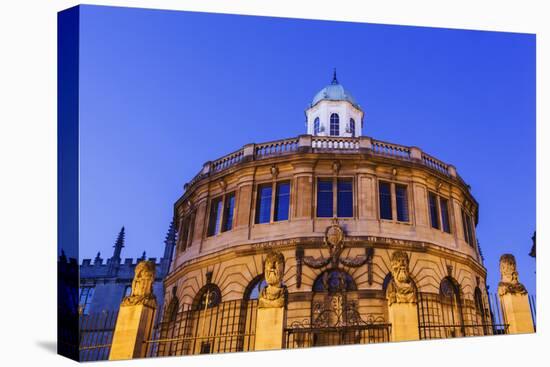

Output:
xmin=106 ymin=72 xmax=535 ymax=360
xmin=79 ymin=223 xmax=176 ymax=315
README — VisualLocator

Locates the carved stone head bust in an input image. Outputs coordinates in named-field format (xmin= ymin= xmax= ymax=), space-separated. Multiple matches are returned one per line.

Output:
xmin=259 ymin=251 xmax=286 ymax=308
xmin=264 ymin=251 xmax=285 ymax=287
xmin=132 ymin=260 xmax=155 ymax=297
xmin=498 ymin=254 xmax=527 ymax=296
xmin=387 ymin=251 xmax=416 ymax=305
xmin=390 ymin=251 xmax=410 ymax=283
xmin=500 ymin=254 xmax=519 ymax=284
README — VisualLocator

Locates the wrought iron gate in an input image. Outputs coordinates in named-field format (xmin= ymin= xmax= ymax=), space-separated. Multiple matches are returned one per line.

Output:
xmin=285 ymin=292 xmax=391 ymax=349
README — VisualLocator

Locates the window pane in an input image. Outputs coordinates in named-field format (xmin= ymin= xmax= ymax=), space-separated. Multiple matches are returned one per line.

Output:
xmin=255 ymin=185 xmax=272 ymax=224
xmin=274 ymin=182 xmax=290 ymax=221
xmin=429 ymin=192 xmax=440 ymax=229
xmin=330 ymin=113 xmax=339 ymax=136
xmin=337 ymin=179 xmax=353 ymax=217
xmin=379 ymin=182 xmax=392 ymax=220
xmin=317 ymin=179 xmax=333 ymax=217
xmin=350 ymin=118 xmax=355 ymax=137
xmin=466 ymin=212 xmax=475 ymax=246
xmin=222 ymin=193 xmax=236 ymax=232
xmin=207 ymin=197 xmax=223 ymax=236
xmin=461 ymin=209 xmax=470 ymax=244
xmin=440 ymin=198 xmax=451 ymax=233
xmin=314 ymin=117 xmax=320 ymax=135
xmin=396 ymin=184 xmax=409 ymax=222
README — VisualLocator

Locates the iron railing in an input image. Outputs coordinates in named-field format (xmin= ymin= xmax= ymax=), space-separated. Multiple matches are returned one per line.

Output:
xmin=285 ymin=323 xmax=391 ymax=349
xmin=418 ymin=292 xmax=509 ymax=340
xmin=145 ymin=299 xmax=258 ymax=357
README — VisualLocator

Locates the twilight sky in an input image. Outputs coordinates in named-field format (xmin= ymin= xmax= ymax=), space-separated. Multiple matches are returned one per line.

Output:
xmin=77 ymin=5 xmax=536 ymax=294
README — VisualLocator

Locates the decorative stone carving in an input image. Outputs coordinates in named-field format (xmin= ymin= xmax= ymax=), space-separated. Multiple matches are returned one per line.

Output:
xmin=259 ymin=251 xmax=286 ymax=308
xmin=122 ymin=260 xmax=157 ymax=307
xmin=387 ymin=251 xmax=416 ymax=305
xmin=498 ymin=254 xmax=527 ymax=296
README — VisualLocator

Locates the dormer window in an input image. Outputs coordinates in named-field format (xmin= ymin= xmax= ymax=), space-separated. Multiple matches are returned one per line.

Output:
xmin=350 ymin=118 xmax=356 ymax=137
xmin=330 ymin=113 xmax=339 ymax=136
xmin=314 ymin=117 xmax=320 ymax=135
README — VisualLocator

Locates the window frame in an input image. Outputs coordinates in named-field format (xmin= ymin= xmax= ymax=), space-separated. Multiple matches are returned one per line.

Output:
xmin=314 ymin=117 xmax=320 ymax=135
xmin=274 ymin=181 xmax=291 ymax=222
xmin=349 ymin=118 xmax=356 ymax=137
xmin=207 ymin=191 xmax=237 ymax=237
xmin=427 ymin=191 xmax=454 ymax=235
xmin=428 ymin=191 xmax=440 ymax=230
xmin=79 ymin=285 xmax=95 ymax=315
xmin=315 ymin=176 xmax=354 ymax=218
xmin=221 ymin=192 xmax=236 ymax=232
xmin=254 ymin=180 xmax=292 ymax=225
xmin=378 ymin=180 xmax=411 ymax=224
xmin=461 ymin=207 xmax=476 ymax=247
xmin=330 ymin=113 xmax=340 ymax=136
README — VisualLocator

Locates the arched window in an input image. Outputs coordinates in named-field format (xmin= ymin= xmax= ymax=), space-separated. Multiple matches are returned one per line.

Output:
xmin=193 ymin=284 xmax=221 ymax=310
xmin=349 ymin=118 xmax=355 ymax=137
xmin=165 ymin=295 xmax=179 ymax=323
xmin=439 ymin=277 xmax=464 ymax=337
xmin=330 ymin=113 xmax=339 ymax=136
xmin=243 ymin=276 xmax=267 ymax=301
xmin=314 ymin=117 xmax=320 ymax=135
xmin=313 ymin=269 xmax=356 ymax=292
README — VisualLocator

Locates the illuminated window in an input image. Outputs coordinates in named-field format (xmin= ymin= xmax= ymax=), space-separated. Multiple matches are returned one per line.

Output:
xmin=79 ymin=286 xmax=95 ymax=315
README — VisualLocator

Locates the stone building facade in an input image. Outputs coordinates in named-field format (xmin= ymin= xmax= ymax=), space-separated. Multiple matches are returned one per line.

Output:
xmin=106 ymin=74 xmax=533 ymax=359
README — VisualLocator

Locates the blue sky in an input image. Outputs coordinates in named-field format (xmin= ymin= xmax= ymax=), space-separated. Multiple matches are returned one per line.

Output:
xmin=78 ymin=5 xmax=536 ymax=294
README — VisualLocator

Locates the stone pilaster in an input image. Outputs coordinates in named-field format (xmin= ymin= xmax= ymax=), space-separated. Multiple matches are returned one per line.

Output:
xmin=255 ymin=251 xmax=287 ymax=351
xmin=109 ymin=261 xmax=158 ymax=360
xmin=386 ymin=251 xmax=420 ymax=342
xmin=498 ymin=254 xmax=534 ymax=334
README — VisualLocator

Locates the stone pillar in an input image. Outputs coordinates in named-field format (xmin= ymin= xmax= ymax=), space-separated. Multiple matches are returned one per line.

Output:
xmin=388 ymin=303 xmax=420 ymax=341
xmin=359 ymin=136 xmax=372 ymax=152
xmin=109 ymin=261 xmax=158 ymax=360
xmin=242 ymin=143 xmax=256 ymax=161
xmin=297 ymin=134 xmax=312 ymax=153
xmin=386 ymin=251 xmax=420 ymax=342
xmin=410 ymin=146 xmax=422 ymax=161
xmin=255 ymin=251 xmax=287 ymax=351
xmin=498 ymin=254 xmax=535 ymax=334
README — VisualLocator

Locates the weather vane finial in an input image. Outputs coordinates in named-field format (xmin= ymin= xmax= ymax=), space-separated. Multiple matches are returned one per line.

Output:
xmin=332 ymin=68 xmax=338 ymax=84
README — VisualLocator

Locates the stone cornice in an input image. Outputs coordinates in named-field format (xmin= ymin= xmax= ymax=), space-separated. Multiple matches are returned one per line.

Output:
xmin=164 ymin=235 xmax=487 ymax=287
